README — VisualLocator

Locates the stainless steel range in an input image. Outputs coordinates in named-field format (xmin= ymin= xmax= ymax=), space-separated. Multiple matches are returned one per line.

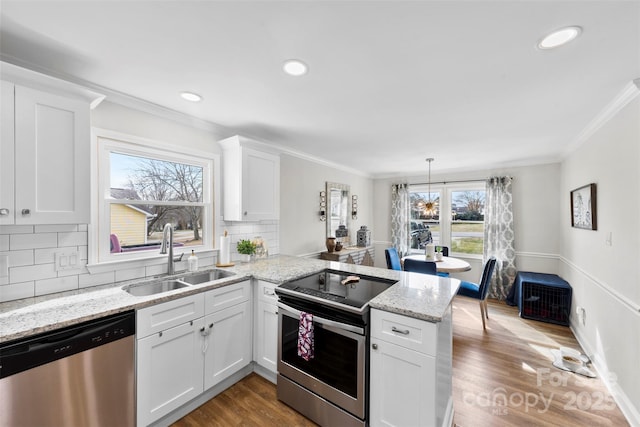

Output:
xmin=275 ymin=269 xmax=396 ymax=427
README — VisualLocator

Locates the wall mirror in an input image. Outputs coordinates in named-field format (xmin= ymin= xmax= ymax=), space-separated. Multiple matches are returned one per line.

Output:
xmin=326 ymin=182 xmax=350 ymax=243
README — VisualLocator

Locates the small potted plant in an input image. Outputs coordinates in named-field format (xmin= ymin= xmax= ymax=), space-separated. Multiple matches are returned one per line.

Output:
xmin=237 ymin=239 xmax=256 ymax=262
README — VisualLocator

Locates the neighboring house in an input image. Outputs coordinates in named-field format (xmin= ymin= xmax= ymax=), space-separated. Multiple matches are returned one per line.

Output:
xmin=110 ymin=188 xmax=154 ymax=249
xmin=110 ymin=203 xmax=153 ymax=248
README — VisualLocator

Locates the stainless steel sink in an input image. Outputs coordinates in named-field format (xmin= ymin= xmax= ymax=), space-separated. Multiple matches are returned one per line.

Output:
xmin=181 ymin=269 xmax=235 ymax=285
xmin=125 ymin=280 xmax=190 ymax=296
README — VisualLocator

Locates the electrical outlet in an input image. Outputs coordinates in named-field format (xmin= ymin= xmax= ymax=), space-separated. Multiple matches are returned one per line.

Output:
xmin=605 ymin=232 xmax=612 ymax=246
xmin=55 ymin=250 xmax=80 ymax=271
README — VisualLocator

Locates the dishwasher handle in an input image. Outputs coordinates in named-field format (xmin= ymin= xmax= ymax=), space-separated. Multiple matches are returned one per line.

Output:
xmin=1 ymin=311 xmax=135 ymax=379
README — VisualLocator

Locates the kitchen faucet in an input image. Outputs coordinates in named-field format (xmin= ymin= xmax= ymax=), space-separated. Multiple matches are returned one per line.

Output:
xmin=159 ymin=223 xmax=183 ymax=275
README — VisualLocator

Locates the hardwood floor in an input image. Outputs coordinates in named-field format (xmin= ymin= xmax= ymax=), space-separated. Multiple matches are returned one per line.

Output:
xmin=452 ymin=297 xmax=628 ymax=427
xmin=172 ymin=298 xmax=628 ymax=427
xmin=171 ymin=373 xmax=317 ymax=427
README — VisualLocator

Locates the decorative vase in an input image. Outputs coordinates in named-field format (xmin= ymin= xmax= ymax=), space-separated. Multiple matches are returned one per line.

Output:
xmin=240 ymin=253 xmax=252 ymax=262
xmin=335 ymin=241 xmax=343 ymax=252
xmin=326 ymin=237 xmax=336 ymax=253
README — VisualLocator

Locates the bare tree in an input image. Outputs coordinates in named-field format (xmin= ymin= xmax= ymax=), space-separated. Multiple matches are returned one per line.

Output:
xmin=126 ymin=158 xmax=203 ymax=240
xmin=454 ymin=191 xmax=485 ymax=214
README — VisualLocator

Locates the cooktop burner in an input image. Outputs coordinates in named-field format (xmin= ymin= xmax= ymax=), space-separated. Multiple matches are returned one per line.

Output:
xmin=276 ymin=269 xmax=397 ymax=312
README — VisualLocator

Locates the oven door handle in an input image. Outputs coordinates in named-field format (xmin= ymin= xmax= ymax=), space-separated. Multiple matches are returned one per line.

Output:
xmin=277 ymin=302 xmax=365 ymax=335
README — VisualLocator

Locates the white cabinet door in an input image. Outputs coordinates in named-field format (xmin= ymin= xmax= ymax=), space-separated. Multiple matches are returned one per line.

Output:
xmin=13 ymin=85 xmax=90 ymax=224
xmin=0 ymin=81 xmax=14 ymax=225
xmin=255 ymin=299 xmax=278 ymax=373
xmin=203 ymin=300 xmax=252 ymax=389
xmin=369 ymin=338 xmax=436 ymax=427
xmin=137 ymin=319 xmax=205 ymax=427
xmin=241 ymin=147 xmax=279 ymax=221
xmin=219 ymin=135 xmax=280 ymax=221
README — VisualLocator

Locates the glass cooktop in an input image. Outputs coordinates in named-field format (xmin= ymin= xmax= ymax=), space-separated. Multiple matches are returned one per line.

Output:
xmin=276 ymin=269 xmax=397 ymax=311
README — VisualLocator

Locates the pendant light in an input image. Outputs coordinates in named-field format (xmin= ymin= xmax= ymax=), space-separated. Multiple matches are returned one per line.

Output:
xmin=424 ymin=158 xmax=438 ymax=218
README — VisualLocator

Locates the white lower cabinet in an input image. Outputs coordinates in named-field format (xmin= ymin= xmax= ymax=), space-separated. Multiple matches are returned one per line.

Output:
xmin=137 ymin=318 xmax=205 ymax=427
xmin=136 ymin=293 xmax=207 ymax=427
xmin=204 ymin=300 xmax=252 ymax=389
xmin=253 ymin=280 xmax=278 ymax=375
xmin=369 ymin=307 xmax=453 ymax=427
xmin=136 ymin=280 xmax=252 ymax=426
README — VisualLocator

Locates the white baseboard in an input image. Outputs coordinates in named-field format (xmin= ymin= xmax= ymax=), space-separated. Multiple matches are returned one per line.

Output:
xmin=571 ymin=319 xmax=640 ymax=425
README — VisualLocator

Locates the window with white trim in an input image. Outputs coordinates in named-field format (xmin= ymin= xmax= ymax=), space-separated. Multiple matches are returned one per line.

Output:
xmin=95 ymin=133 xmax=215 ymax=263
xmin=409 ymin=182 xmax=485 ymax=256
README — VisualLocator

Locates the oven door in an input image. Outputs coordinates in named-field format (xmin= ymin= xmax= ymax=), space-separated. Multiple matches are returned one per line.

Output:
xmin=277 ymin=301 xmax=366 ymax=419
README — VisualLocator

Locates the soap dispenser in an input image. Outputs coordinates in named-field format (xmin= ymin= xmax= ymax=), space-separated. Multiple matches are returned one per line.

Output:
xmin=188 ymin=250 xmax=198 ymax=272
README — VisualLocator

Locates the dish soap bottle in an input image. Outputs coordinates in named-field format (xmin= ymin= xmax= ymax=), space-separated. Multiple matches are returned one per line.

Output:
xmin=188 ymin=250 xmax=198 ymax=272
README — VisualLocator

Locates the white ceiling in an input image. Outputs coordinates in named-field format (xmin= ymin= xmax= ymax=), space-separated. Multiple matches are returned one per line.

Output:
xmin=1 ymin=1 xmax=638 ymax=177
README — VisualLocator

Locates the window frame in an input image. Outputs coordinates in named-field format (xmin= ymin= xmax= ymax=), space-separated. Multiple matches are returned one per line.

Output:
xmin=409 ymin=181 xmax=485 ymax=259
xmin=91 ymin=128 xmax=219 ymax=265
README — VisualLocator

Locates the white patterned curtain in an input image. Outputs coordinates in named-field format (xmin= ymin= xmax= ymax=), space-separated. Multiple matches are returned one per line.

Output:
xmin=391 ymin=183 xmax=410 ymax=257
xmin=484 ymin=176 xmax=517 ymax=300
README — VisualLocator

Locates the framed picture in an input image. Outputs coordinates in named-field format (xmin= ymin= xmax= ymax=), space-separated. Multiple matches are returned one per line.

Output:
xmin=570 ymin=183 xmax=597 ymax=230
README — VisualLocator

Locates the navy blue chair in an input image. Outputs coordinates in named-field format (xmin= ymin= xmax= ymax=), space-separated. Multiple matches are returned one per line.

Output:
xmin=457 ymin=257 xmax=497 ymax=330
xmin=385 ymin=247 xmax=402 ymax=271
xmin=403 ymin=258 xmax=437 ymax=275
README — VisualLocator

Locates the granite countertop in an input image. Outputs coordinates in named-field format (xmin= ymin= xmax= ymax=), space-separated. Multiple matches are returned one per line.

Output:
xmin=0 ymin=254 xmax=459 ymax=343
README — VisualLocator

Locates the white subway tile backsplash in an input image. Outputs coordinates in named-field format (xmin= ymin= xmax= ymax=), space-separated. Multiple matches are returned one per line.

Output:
xmin=115 ymin=267 xmax=146 ymax=282
xmin=0 ymin=250 xmax=34 ymax=268
xmin=36 ymin=276 xmax=78 ymax=295
xmin=78 ymin=246 xmax=88 ymax=260
xmin=79 ymin=271 xmax=114 ymax=288
xmin=0 ymin=220 xmax=279 ymax=302
xmin=35 ymin=247 xmax=63 ymax=264
xmin=145 ymin=264 xmax=167 ymax=276
xmin=0 ymin=282 xmax=35 ymax=302
xmin=10 ymin=233 xmax=57 ymax=250
xmin=35 ymin=224 xmax=78 ymax=233
xmin=58 ymin=266 xmax=89 ymax=277
xmin=58 ymin=231 xmax=87 ymax=247
xmin=0 ymin=225 xmax=34 ymax=234
xmin=11 ymin=263 xmax=56 ymax=283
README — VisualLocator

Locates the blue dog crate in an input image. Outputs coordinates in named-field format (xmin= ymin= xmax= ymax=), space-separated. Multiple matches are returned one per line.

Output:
xmin=513 ymin=272 xmax=572 ymax=326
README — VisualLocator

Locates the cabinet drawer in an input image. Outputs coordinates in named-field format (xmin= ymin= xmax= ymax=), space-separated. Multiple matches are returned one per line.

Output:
xmin=205 ymin=280 xmax=251 ymax=314
xmin=137 ymin=294 xmax=205 ymax=338
xmin=257 ymin=280 xmax=278 ymax=303
xmin=371 ymin=309 xmax=437 ymax=355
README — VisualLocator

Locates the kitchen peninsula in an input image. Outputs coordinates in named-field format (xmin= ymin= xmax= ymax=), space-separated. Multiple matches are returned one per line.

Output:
xmin=0 ymin=255 xmax=459 ymax=427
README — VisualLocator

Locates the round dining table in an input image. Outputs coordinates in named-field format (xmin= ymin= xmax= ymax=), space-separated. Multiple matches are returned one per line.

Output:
xmin=402 ymin=254 xmax=471 ymax=273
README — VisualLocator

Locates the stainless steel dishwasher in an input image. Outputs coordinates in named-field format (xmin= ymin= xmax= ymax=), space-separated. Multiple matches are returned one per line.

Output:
xmin=0 ymin=310 xmax=135 ymax=427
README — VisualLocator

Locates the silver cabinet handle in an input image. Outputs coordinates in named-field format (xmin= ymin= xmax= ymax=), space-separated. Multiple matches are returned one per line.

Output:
xmin=0 ymin=208 xmax=9 ymax=216
xmin=372 ymin=343 xmax=378 ymax=350
xmin=391 ymin=326 xmax=410 ymax=335
xmin=21 ymin=209 xmax=30 ymax=215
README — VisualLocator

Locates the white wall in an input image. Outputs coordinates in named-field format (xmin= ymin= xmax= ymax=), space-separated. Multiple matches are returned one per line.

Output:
xmin=371 ymin=163 xmax=562 ymax=282
xmin=559 ymin=96 xmax=640 ymax=424
xmin=279 ymin=154 xmax=373 ymax=257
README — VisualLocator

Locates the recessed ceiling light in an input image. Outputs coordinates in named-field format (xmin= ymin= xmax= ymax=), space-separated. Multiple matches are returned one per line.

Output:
xmin=180 ymin=91 xmax=202 ymax=102
xmin=283 ymin=59 xmax=308 ymax=76
xmin=538 ymin=26 xmax=582 ymax=50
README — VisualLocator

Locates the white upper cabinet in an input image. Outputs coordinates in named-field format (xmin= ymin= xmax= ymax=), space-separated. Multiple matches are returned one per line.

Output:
xmin=219 ymin=135 xmax=280 ymax=221
xmin=0 ymin=62 xmax=103 ymax=225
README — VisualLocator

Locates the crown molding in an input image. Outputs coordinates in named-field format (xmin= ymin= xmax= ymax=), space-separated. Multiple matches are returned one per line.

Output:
xmin=0 ymin=54 xmax=232 ymax=134
xmin=563 ymin=78 xmax=640 ymax=157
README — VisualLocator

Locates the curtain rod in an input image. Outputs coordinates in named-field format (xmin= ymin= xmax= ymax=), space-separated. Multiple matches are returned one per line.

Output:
xmin=409 ymin=176 xmax=514 ymax=186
